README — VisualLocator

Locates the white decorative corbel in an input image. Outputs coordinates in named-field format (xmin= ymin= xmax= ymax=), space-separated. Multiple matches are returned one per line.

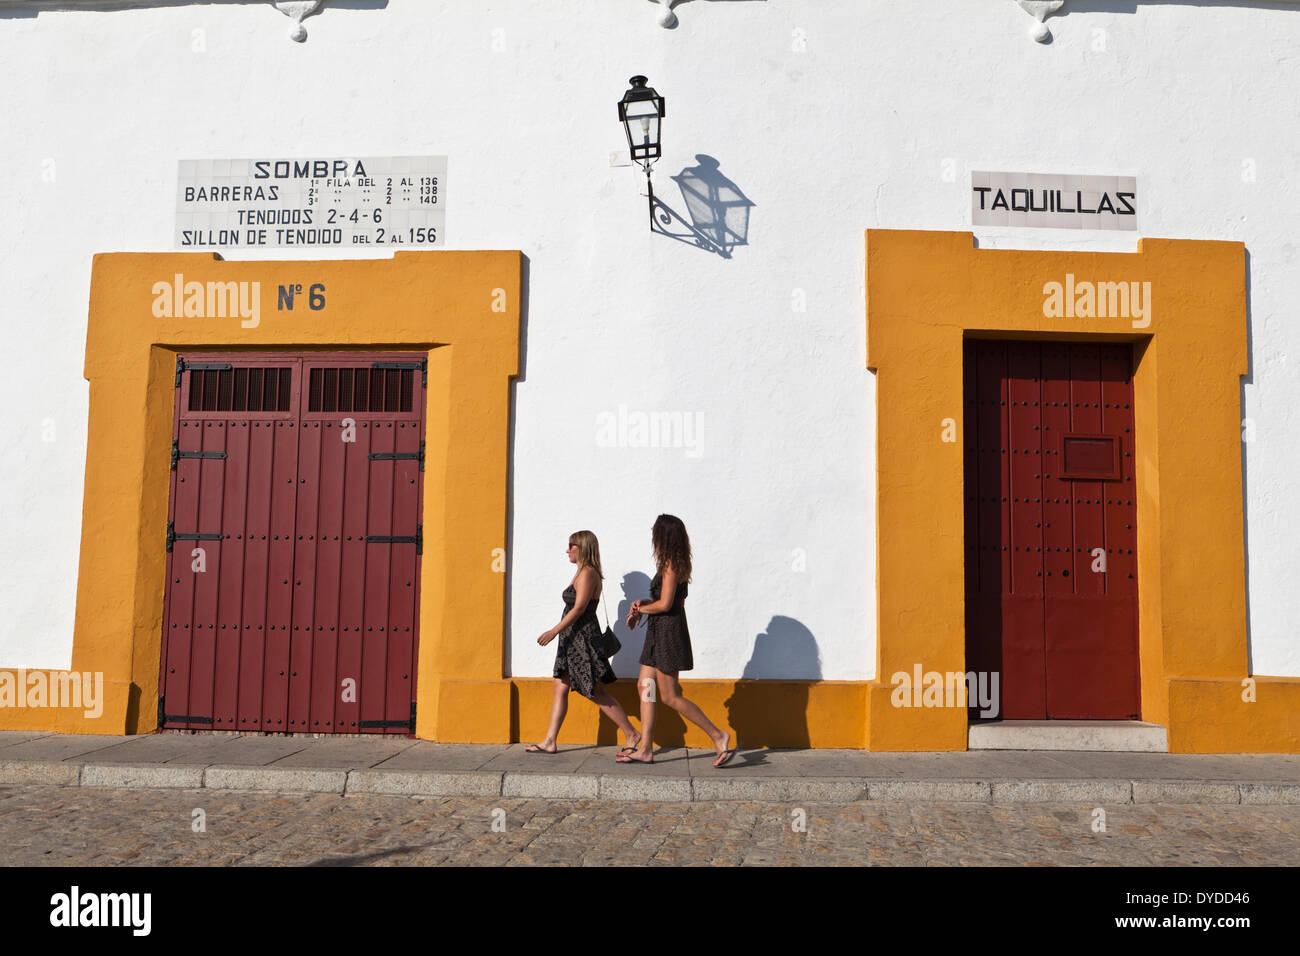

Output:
xmin=1014 ymin=0 xmax=1066 ymax=43
xmin=652 ymin=0 xmax=677 ymax=29
xmin=274 ymin=0 xmax=324 ymax=42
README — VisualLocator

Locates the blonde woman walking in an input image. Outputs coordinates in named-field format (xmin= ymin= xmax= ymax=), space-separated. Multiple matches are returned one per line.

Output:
xmin=617 ymin=514 xmax=734 ymax=768
xmin=526 ymin=530 xmax=642 ymax=754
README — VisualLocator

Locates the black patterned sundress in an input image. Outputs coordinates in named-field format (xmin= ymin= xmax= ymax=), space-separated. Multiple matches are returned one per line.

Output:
xmin=638 ymin=572 xmax=694 ymax=673
xmin=552 ymin=584 xmax=616 ymax=700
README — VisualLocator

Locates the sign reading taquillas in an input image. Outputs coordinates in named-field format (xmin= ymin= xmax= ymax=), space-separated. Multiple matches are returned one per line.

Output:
xmin=972 ymin=171 xmax=1137 ymax=231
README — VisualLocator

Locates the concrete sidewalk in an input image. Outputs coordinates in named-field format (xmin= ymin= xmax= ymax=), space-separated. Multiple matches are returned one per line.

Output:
xmin=1 ymin=731 xmax=1298 ymax=804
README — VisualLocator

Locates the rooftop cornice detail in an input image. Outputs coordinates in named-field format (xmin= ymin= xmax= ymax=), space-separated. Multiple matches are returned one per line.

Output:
xmin=0 ymin=1 xmax=1297 ymax=43
xmin=1013 ymin=0 xmax=1300 ymax=42
xmin=0 ymin=0 xmax=327 ymax=41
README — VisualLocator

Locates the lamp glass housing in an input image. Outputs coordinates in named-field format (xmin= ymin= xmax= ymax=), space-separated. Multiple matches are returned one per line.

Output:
xmin=618 ymin=76 xmax=665 ymax=164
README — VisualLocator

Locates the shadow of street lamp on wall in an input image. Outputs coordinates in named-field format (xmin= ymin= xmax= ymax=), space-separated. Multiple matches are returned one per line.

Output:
xmin=668 ymin=155 xmax=754 ymax=258
xmin=616 ymin=76 xmax=754 ymax=260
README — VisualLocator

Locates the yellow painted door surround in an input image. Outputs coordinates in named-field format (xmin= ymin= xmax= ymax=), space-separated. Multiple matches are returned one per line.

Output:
xmin=0 ymin=251 xmax=521 ymax=741
xmin=864 ymin=229 xmax=1298 ymax=753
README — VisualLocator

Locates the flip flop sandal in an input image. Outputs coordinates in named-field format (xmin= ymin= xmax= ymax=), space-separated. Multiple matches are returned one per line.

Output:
xmin=712 ymin=749 xmax=736 ymax=769
xmin=615 ymin=753 xmax=654 ymax=764
xmin=524 ymin=744 xmax=557 ymax=755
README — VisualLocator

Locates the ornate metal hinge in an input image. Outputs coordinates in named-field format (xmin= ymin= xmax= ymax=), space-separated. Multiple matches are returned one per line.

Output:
xmin=369 ymin=440 xmax=425 ymax=472
xmin=158 ymin=696 xmax=215 ymax=726
xmin=171 ymin=440 xmax=228 ymax=471
xmin=175 ymin=356 xmax=232 ymax=387
xmin=359 ymin=701 xmax=417 ymax=732
xmin=166 ymin=521 xmax=224 ymax=553
xmin=372 ymin=358 xmax=427 ymax=387
xmin=365 ymin=525 xmax=423 ymax=555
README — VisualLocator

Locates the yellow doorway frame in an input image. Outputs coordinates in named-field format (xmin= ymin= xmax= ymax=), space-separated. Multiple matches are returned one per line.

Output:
xmin=864 ymin=229 xmax=1299 ymax=752
xmin=0 ymin=250 xmax=521 ymax=739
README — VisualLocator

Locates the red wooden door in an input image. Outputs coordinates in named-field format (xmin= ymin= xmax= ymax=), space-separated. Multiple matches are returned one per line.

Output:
xmin=160 ymin=352 xmax=426 ymax=734
xmin=295 ymin=359 xmax=424 ymax=733
xmin=964 ymin=340 xmax=1139 ymax=720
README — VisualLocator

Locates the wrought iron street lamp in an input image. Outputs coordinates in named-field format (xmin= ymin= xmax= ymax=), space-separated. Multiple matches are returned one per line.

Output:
xmin=617 ymin=75 xmax=666 ymax=228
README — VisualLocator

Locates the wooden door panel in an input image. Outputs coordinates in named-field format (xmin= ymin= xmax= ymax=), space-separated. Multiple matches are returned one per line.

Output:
xmin=1044 ymin=595 xmax=1140 ymax=718
xmin=1000 ymin=594 xmax=1046 ymax=719
xmin=160 ymin=352 xmax=426 ymax=735
xmin=965 ymin=340 xmax=1140 ymax=722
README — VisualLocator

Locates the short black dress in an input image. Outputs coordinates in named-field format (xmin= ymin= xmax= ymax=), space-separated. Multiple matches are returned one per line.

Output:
xmin=552 ymin=584 xmax=616 ymax=700
xmin=639 ymin=572 xmax=694 ymax=673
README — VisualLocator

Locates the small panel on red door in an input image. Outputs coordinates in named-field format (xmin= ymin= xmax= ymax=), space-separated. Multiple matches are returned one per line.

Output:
xmin=1060 ymin=434 xmax=1121 ymax=481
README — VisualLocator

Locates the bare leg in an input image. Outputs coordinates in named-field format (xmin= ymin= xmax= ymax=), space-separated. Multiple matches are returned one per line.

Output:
xmin=657 ymin=671 xmax=729 ymax=756
xmin=526 ymin=674 xmax=569 ymax=753
xmin=589 ymin=685 xmax=641 ymax=748
xmin=616 ymin=665 xmax=658 ymax=762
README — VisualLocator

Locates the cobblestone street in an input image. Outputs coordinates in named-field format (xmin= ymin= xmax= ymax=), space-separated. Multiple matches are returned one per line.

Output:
xmin=2 ymin=783 xmax=1297 ymax=866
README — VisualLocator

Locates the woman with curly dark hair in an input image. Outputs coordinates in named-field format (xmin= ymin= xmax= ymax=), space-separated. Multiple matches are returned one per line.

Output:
xmin=617 ymin=514 xmax=734 ymax=768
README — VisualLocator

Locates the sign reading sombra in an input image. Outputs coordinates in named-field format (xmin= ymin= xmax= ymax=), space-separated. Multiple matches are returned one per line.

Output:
xmin=176 ymin=156 xmax=446 ymax=249
xmin=972 ymin=171 xmax=1137 ymax=231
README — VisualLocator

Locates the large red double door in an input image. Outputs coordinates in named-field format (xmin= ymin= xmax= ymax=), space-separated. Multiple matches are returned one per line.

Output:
xmin=159 ymin=352 xmax=427 ymax=734
xmin=964 ymin=340 xmax=1140 ymax=720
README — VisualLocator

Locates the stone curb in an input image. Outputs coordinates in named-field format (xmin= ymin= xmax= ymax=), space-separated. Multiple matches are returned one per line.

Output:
xmin=598 ymin=775 xmax=693 ymax=802
xmin=502 ymin=772 xmax=599 ymax=799
xmin=2 ymin=760 xmax=1298 ymax=804
xmin=346 ymin=770 xmax=502 ymax=797
xmin=81 ymin=764 xmax=204 ymax=790
xmin=867 ymin=779 xmax=993 ymax=803
xmin=1132 ymin=780 xmax=1243 ymax=805
xmin=992 ymin=779 xmax=1133 ymax=803
xmin=204 ymin=766 xmax=347 ymax=793
xmin=0 ymin=760 xmax=81 ymax=786
xmin=1239 ymin=783 xmax=1300 ymax=804
xmin=692 ymin=777 xmax=869 ymax=803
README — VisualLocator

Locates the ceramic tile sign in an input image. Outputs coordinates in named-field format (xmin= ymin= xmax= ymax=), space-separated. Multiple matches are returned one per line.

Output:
xmin=972 ymin=172 xmax=1137 ymax=231
xmin=176 ymin=157 xmax=446 ymax=249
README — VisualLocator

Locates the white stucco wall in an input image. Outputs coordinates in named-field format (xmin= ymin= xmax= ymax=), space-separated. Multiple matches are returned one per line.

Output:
xmin=0 ymin=0 xmax=1296 ymax=682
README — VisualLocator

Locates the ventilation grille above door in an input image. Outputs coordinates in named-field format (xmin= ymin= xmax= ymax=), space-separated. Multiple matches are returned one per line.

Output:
xmin=308 ymin=367 xmax=414 ymax=413
xmin=188 ymin=367 xmax=293 ymax=412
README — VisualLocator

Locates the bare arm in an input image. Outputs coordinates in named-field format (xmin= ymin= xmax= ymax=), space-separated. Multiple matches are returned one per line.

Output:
xmin=633 ymin=565 xmax=677 ymax=616
xmin=538 ymin=567 xmax=598 ymax=645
